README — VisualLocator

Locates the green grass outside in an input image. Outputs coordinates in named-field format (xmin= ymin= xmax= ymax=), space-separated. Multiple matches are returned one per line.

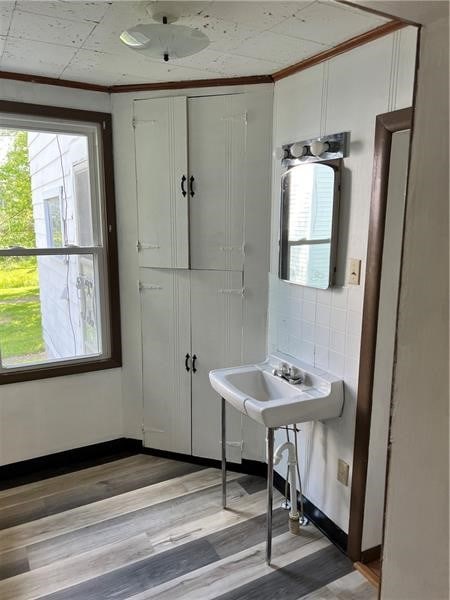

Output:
xmin=0 ymin=262 xmax=45 ymax=360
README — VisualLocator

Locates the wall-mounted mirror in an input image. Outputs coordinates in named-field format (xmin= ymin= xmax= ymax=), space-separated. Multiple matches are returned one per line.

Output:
xmin=279 ymin=160 xmax=341 ymax=289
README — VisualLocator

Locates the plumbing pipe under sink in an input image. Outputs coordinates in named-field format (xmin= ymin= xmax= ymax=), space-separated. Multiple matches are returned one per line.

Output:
xmin=273 ymin=440 xmax=300 ymax=534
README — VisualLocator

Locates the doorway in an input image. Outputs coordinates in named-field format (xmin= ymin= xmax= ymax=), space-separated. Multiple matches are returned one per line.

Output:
xmin=348 ymin=108 xmax=413 ymax=564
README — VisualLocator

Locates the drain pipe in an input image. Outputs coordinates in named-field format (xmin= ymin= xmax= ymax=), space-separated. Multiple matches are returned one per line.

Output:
xmin=273 ymin=440 xmax=300 ymax=534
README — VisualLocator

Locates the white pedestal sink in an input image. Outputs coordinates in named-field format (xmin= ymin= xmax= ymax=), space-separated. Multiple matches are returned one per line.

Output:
xmin=209 ymin=353 xmax=344 ymax=428
xmin=209 ymin=353 xmax=344 ymax=565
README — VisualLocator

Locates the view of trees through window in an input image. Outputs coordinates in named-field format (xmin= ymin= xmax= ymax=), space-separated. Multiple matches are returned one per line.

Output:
xmin=0 ymin=130 xmax=46 ymax=365
xmin=0 ymin=124 xmax=103 ymax=370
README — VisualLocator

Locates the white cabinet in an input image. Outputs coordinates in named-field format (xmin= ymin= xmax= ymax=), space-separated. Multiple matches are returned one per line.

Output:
xmin=134 ymin=88 xmax=273 ymax=462
xmin=190 ymin=270 xmax=243 ymax=461
xmin=188 ymin=95 xmax=246 ymax=271
xmin=134 ymin=97 xmax=189 ymax=269
xmin=134 ymin=93 xmax=246 ymax=271
xmin=140 ymin=268 xmax=191 ymax=454
xmin=140 ymin=268 xmax=243 ymax=462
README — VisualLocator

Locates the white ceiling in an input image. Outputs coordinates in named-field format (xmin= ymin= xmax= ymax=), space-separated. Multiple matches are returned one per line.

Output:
xmin=0 ymin=1 xmax=391 ymax=86
xmin=351 ymin=1 xmax=449 ymax=25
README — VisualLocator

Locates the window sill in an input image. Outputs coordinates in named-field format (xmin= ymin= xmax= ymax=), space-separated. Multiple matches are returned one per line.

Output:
xmin=0 ymin=357 xmax=122 ymax=385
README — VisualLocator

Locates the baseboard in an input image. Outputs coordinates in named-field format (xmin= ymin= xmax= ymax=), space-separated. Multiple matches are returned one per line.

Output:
xmin=0 ymin=438 xmax=267 ymax=490
xmin=273 ymin=471 xmax=348 ymax=554
xmin=0 ymin=438 xmax=141 ymax=490
xmin=361 ymin=545 xmax=381 ymax=563
xmin=140 ymin=445 xmax=267 ymax=478
xmin=354 ymin=561 xmax=380 ymax=588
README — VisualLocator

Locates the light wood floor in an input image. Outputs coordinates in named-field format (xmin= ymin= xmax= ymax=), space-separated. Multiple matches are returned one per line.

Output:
xmin=0 ymin=453 xmax=377 ymax=599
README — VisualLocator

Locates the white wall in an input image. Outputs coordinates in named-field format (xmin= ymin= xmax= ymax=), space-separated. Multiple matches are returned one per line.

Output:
xmin=0 ymin=80 xmax=123 ymax=466
xmin=381 ymin=16 xmax=449 ymax=600
xmin=111 ymin=84 xmax=273 ymax=457
xmin=268 ymin=27 xmax=417 ymax=533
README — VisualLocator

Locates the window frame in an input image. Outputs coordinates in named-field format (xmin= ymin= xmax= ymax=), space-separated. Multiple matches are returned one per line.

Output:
xmin=0 ymin=100 xmax=121 ymax=384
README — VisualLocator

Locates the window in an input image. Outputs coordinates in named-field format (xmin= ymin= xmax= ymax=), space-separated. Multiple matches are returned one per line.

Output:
xmin=0 ymin=101 xmax=121 ymax=383
xmin=44 ymin=193 xmax=63 ymax=248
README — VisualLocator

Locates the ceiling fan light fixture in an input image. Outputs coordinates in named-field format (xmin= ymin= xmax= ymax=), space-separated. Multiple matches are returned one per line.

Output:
xmin=119 ymin=29 xmax=151 ymax=48
xmin=120 ymin=16 xmax=210 ymax=62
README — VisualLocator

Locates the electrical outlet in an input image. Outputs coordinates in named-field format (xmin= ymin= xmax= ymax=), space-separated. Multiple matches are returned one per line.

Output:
xmin=337 ymin=459 xmax=350 ymax=486
xmin=348 ymin=258 xmax=361 ymax=285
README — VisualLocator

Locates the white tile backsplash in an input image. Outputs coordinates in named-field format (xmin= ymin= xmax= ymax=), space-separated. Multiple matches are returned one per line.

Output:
xmin=329 ymin=350 xmax=345 ymax=377
xmin=331 ymin=306 xmax=347 ymax=332
xmin=269 ymin=274 xmax=364 ymax=381
xmin=300 ymin=340 xmax=315 ymax=364
xmin=316 ymin=288 xmax=332 ymax=305
xmin=330 ymin=328 xmax=346 ymax=354
xmin=315 ymin=344 xmax=329 ymax=370
xmin=345 ymin=333 xmax=361 ymax=358
xmin=302 ymin=319 xmax=315 ymax=343
xmin=303 ymin=287 xmax=318 ymax=303
xmin=316 ymin=303 xmax=331 ymax=326
xmin=315 ymin=323 xmax=330 ymax=347
xmin=332 ymin=287 xmax=349 ymax=308
xmin=347 ymin=309 xmax=363 ymax=337
xmin=302 ymin=300 xmax=316 ymax=323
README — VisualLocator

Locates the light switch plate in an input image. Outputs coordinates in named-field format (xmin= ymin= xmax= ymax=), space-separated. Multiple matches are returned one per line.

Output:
xmin=337 ymin=459 xmax=350 ymax=486
xmin=348 ymin=258 xmax=361 ymax=285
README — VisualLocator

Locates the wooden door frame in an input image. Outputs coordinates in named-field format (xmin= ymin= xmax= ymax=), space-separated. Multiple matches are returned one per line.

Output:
xmin=347 ymin=107 xmax=414 ymax=562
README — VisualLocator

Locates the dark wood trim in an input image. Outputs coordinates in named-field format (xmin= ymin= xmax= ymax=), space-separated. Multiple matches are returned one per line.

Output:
xmin=361 ymin=545 xmax=381 ymax=564
xmin=0 ymin=100 xmax=122 ymax=385
xmin=0 ymin=100 xmax=109 ymax=122
xmin=354 ymin=561 xmax=380 ymax=588
xmin=273 ymin=471 xmax=348 ymax=554
xmin=109 ymin=74 xmax=273 ymax=93
xmin=272 ymin=21 xmax=408 ymax=81
xmin=0 ymin=438 xmax=141 ymax=490
xmin=0 ymin=70 xmax=110 ymax=93
xmin=336 ymin=1 xmax=420 ymax=26
xmin=0 ymin=21 xmax=412 ymax=93
xmin=347 ymin=107 xmax=413 ymax=562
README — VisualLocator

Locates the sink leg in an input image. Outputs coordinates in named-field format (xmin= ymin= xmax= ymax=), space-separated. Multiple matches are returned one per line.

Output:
xmin=221 ymin=397 xmax=227 ymax=509
xmin=266 ymin=427 xmax=274 ymax=565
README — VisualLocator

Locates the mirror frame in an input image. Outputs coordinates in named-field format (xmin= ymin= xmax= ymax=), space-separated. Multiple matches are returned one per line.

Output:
xmin=279 ymin=158 xmax=342 ymax=289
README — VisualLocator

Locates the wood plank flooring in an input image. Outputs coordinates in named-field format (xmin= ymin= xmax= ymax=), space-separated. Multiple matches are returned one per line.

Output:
xmin=0 ymin=453 xmax=377 ymax=599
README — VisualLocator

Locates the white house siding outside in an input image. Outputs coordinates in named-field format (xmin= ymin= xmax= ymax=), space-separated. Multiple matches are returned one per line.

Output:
xmin=28 ymin=131 xmax=99 ymax=361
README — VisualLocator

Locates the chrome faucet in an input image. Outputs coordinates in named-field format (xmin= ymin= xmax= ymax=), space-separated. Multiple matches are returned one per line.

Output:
xmin=272 ymin=363 xmax=303 ymax=385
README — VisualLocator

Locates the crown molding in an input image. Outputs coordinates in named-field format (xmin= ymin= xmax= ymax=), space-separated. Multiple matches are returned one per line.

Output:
xmin=272 ymin=20 xmax=409 ymax=81
xmin=0 ymin=19 xmax=412 ymax=94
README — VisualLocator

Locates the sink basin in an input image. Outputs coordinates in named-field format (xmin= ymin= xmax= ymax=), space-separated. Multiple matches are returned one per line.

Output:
xmin=209 ymin=354 xmax=343 ymax=428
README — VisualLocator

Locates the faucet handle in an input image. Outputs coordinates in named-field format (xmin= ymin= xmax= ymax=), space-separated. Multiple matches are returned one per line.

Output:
xmin=288 ymin=366 xmax=303 ymax=383
xmin=279 ymin=362 xmax=289 ymax=375
xmin=271 ymin=362 xmax=289 ymax=377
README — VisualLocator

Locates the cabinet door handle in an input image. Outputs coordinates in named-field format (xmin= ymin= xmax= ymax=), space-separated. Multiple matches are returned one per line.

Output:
xmin=181 ymin=175 xmax=187 ymax=197
xmin=192 ymin=354 xmax=197 ymax=373
xmin=185 ymin=353 xmax=191 ymax=372
xmin=189 ymin=176 xmax=195 ymax=197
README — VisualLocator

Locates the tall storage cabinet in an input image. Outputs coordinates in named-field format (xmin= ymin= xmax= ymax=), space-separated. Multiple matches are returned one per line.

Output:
xmin=188 ymin=95 xmax=246 ymax=271
xmin=134 ymin=89 xmax=272 ymax=463
xmin=134 ymin=97 xmax=189 ymax=269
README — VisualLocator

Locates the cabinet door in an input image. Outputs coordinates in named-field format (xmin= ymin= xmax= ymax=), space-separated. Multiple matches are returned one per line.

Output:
xmin=134 ymin=97 xmax=189 ymax=269
xmin=190 ymin=270 xmax=243 ymax=462
xmin=140 ymin=269 xmax=191 ymax=454
xmin=188 ymin=95 xmax=247 ymax=271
